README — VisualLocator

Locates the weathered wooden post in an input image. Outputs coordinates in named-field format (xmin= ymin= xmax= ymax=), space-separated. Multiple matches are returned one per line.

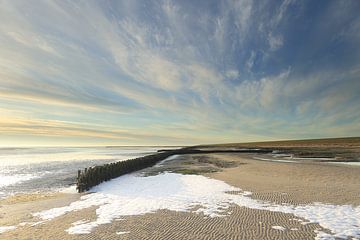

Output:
xmin=76 ymin=149 xmax=181 ymax=192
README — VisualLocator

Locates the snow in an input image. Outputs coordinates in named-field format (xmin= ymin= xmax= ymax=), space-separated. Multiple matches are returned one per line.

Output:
xmin=32 ymin=172 xmax=360 ymax=239
xmin=328 ymin=162 xmax=360 ymax=166
xmin=291 ymin=157 xmax=337 ymax=161
xmin=253 ymin=156 xmax=297 ymax=163
xmin=59 ymin=185 xmax=77 ymax=194
xmin=272 ymin=226 xmax=286 ymax=231
xmin=66 ymin=220 xmax=93 ymax=234
xmin=315 ymin=230 xmax=337 ymax=240
xmin=0 ymin=226 xmax=16 ymax=234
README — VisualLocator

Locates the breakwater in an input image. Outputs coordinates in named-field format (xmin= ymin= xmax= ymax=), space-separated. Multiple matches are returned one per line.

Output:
xmin=76 ymin=147 xmax=271 ymax=192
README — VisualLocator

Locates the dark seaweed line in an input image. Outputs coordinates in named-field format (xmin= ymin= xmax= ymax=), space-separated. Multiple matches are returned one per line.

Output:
xmin=76 ymin=148 xmax=271 ymax=192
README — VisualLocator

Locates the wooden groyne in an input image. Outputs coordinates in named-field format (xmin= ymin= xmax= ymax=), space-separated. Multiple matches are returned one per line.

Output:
xmin=76 ymin=147 xmax=272 ymax=193
xmin=76 ymin=151 xmax=174 ymax=192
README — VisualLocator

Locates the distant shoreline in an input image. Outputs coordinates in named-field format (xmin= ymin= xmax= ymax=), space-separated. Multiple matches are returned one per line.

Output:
xmin=1 ymin=136 xmax=359 ymax=149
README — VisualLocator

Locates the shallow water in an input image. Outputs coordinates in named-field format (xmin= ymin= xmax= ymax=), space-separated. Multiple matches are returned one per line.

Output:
xmin=0 ymin=146 xmax=174 ymax=197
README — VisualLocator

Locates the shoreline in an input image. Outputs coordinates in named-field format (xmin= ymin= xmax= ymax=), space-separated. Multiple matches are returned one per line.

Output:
xmin=207 ymin=153 xmax=360 ymax=206
xmin=0 ymin=151 xmax=359 ymax=239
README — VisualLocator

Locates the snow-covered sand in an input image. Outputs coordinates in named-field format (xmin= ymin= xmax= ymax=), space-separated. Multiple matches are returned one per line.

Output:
xmin=0 ymin=226 xmax=16 ymax=234
xmin=32 ymin=172 xmax=360 ymax=239
xmin=0 ymin=146 xmax=175 ymax=198
xmin=253 ymin=156 xmax=297 ymax=163
xmin=329 ymin=162 xmax=360 ymax=166
xmin=272 ymin=226 xmax=286 ymax=231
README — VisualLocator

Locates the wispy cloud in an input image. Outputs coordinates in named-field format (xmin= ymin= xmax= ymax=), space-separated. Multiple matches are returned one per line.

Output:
xmin=0 ymin=0 xmax=359 ymax=146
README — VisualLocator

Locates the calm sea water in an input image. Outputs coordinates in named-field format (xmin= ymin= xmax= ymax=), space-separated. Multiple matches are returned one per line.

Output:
xmin=0 ymin=146 xmax=175 ymax=198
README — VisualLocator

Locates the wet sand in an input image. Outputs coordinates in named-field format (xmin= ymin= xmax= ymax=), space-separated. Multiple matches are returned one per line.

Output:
xmin=207 ymin=153 xmax=360 ymax=205
xmin=0 ymin=152 xmax=359 ymax=239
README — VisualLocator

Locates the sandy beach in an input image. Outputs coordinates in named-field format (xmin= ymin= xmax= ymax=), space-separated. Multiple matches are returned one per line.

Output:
xmin=208 ymin=153 xmax=360 ymax=205
xmin=2 ymin=0 xmax=360 ymax=238
xmin=0 ymin=148 xmax=359 ymax=240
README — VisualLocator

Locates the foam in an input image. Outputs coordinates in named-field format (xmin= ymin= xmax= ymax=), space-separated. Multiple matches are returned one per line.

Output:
xmin=33 ymin=173 xmax=360 ymax=239
xmin=0 ymin=174 xmax=37 ymax=188
xmin=0 ymin=147 xmax=171 ymax=166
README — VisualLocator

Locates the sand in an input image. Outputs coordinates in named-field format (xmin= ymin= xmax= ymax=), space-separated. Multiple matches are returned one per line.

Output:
xmin=205 ymin=137 xmax=360 ymax=149
xmin=0 ymin=152 xmax=359 ymax=239
xmin=207 ymin=153 xmax=360 ymax=206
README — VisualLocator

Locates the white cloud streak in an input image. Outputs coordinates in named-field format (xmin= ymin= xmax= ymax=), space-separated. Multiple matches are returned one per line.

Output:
xmin=0 ymin=0 xmax=359 ymax=145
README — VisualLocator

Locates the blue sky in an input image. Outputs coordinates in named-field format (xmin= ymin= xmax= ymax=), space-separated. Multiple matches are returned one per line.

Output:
xmin=0 ymin=0 xmax=359 ymax=146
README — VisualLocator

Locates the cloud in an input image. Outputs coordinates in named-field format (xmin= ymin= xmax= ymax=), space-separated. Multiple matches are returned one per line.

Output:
xmin=0 ymin=110 xmax=214 ymax=145
xmin=267 ymin=33 xmax=283 ymax=51
xmin=272 ymin=0 xmax=295 ymax=27
xmin=245 ymin=51 xmax=256 ymax=72
xmin=0 ymin=0 xmax=359 ymax=145
xmin=225 ymin=70 xmax=240 ymax=79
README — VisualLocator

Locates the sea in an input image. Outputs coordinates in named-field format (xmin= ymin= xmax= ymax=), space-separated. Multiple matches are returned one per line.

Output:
xmin=0 ymin=146 xmax=176 ymax=198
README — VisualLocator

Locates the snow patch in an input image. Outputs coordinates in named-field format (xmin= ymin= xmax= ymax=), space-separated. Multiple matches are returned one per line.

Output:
xmin=272 ymin=226 xmax=286 ymax=231
xmin=30 ymin=221 xmax=45 ymax=227
xmin=59 ymin=185 xmax=77 ymax=194
xmin=66 ymin=220 xmax=93 ymax=234
xmin=33 ymin=172 xmax=360 ymax=239
xmin=328 ymin=162 xmax=360 ymax=166
xmin=0 ymin=226 xmax=16 ymax=234
xmin=315 ymin=230 xmax=336 ymax=240
xmin=253 ymin=157 xmax=297 ymax=163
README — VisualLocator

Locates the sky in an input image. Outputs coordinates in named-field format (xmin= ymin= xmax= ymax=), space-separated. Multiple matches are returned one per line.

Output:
xmin=0 ymin=0 xmax=359 ymax=146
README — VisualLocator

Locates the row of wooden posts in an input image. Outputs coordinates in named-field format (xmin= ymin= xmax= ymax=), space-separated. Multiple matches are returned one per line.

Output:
xmin=76 ymin=147 xmax=272 ymax=193
xmin=76 ymin=151 xmax=175 ymax=192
